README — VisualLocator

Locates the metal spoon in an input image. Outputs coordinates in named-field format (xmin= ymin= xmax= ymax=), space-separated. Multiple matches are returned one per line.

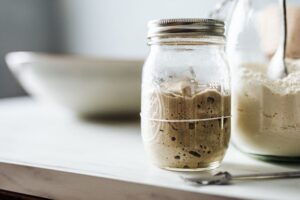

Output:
xmin=181 ymin=171 xmax=300 ymax=185
xmin=267 ymin=0 xmax=288 ymax=79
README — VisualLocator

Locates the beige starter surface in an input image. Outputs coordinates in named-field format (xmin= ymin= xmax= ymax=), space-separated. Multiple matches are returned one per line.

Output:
xmin=142 ymin=80 xmax=231 ymax=170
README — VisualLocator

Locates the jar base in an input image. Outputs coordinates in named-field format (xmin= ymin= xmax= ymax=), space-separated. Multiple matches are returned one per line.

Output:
xmin=233 ymin=144 xmax=300 ymax=163
xmin=161 ymin=161 xmax=221 ymax=172
xmin=248 ymin=153 xmax=300 ymax=163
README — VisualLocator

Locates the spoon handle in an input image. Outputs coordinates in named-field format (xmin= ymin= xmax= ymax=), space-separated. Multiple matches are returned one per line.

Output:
xmin=281 ymin=0 xmax=288 ymax=65
xmin=267 ymin=0 xmax=288 ymax=79
xmin=233 ymin=171 xmax=300 ymax=181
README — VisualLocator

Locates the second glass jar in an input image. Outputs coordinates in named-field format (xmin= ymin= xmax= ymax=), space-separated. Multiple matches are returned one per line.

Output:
xmin=141 ymin=19 xmax=231 ymax=171
xmin=227 ymin=0 xmax=300 ymax=161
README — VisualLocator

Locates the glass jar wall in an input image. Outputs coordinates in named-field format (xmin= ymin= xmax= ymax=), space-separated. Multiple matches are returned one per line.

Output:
xmin=141 ymin=19 xmax=231 ymax=171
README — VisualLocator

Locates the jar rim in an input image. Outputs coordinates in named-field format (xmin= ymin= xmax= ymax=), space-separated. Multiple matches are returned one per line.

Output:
xmin=148 ymin=35 xmax=226 ymax=46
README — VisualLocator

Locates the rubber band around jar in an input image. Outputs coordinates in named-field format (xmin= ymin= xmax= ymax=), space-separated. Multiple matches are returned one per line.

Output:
xmin=140 ymin=114 xmax=231 ymax=123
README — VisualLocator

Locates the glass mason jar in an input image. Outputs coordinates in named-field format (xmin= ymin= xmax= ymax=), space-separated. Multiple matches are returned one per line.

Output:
xmin=141 ymin=19 xmax=231 ymax=171
xmin=227 ymin=0 xmax=300 ymax=161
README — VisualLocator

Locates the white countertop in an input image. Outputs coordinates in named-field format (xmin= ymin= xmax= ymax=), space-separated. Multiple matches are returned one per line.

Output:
xmin=0 ymin=97 xmax=299 ymax=200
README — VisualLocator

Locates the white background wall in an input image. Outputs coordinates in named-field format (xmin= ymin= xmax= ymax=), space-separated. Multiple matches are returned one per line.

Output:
xmin=56 ymin=0 xmax=219 ymax=59
xmin=2 ymin=0 xmax=300 ymax=97
xmin=0 ymin=0 xmax=57 ymax=98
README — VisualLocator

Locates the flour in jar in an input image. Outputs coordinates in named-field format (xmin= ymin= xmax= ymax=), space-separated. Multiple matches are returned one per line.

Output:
xmin=232 ymin=61 xmax=300 ymax=156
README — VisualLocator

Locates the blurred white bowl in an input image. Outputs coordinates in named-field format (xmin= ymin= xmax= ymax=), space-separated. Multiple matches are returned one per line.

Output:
xmin=6 ymin=52 xmax=143 ymax=116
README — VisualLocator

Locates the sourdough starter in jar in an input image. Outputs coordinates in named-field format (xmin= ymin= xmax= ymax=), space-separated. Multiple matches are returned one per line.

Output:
xmin=142 ymin=79 xmax=231 ymax=169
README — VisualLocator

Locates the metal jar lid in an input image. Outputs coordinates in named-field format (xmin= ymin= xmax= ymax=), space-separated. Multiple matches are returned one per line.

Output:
xmin=147 ymin=18 xmax=225 ymax=38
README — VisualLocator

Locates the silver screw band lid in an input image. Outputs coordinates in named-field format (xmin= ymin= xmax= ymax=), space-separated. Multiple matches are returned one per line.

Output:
xmin=147 ymin=18 xmax=225 ymax=38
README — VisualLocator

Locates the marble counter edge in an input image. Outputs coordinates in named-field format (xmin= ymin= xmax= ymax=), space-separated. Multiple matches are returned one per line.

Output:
xmin=0 ymin=160 xmax=240 ymax=200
